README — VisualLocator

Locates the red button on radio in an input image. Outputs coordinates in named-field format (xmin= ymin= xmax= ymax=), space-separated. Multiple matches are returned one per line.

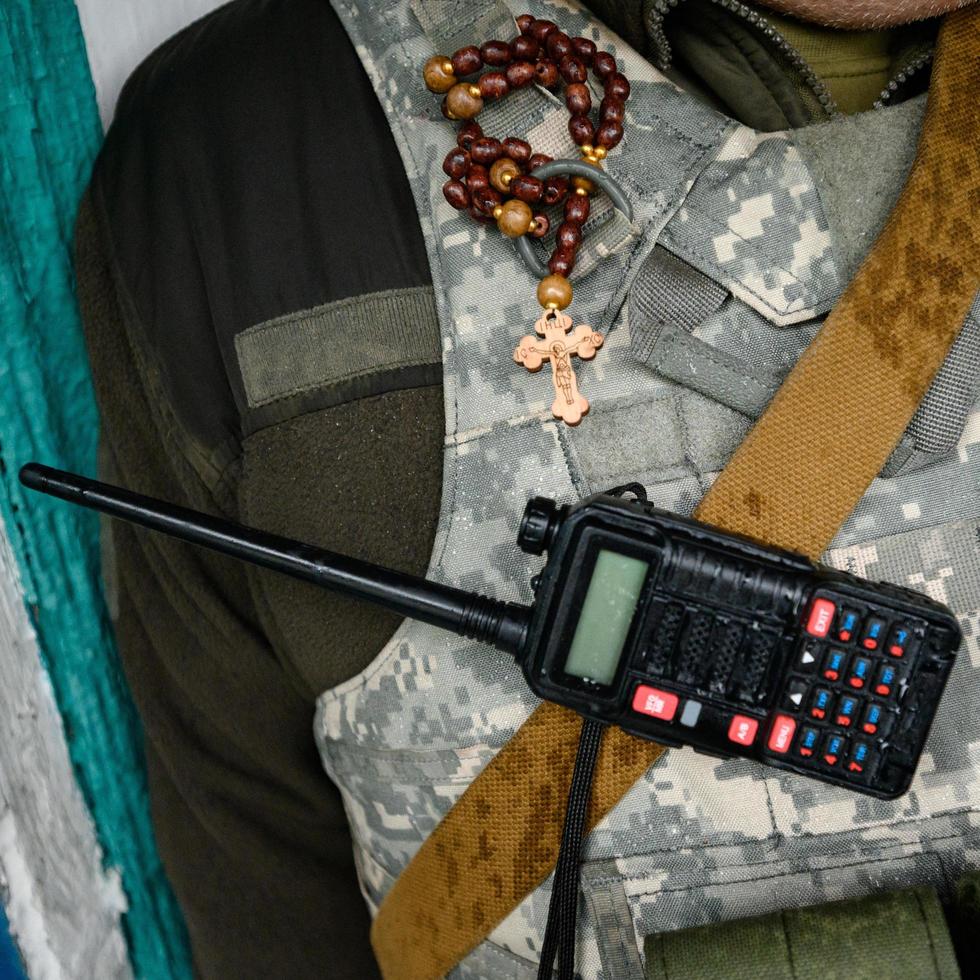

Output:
xmin=806 ymin=598 xmax=836 ymax=637
xmin=728 ymin=715 xmax=759 ymax=746
xmin=632 ymin=685 xmax=679 ymax=722
xmin=767 ymin=714 xmax=797 ymax=753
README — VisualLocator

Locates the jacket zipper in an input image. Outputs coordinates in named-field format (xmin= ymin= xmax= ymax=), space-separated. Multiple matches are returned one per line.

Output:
xmin=873 ymin=47 xmax=934 ymax=108
xmin=647 ymin=0 xmax=839 ymax=117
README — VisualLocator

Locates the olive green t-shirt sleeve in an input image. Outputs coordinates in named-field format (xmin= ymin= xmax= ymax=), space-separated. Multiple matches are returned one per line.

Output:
xmin=77 ymin=187 xmax=388 ymax=979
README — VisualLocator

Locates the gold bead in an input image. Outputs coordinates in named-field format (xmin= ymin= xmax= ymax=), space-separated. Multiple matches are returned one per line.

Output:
xmin=574 ymin=186 xmax=589 ymax=196
xmin=572 ymin=175 xmax=595 ymax=195
xmin=489 ymin=157 xmax=521 ymax=193
xmin=492 ymin=205 xmax=504 ymax=219
xmin=423 ymin=55 xmax=457 ymax=93
xmin=537 ymin=274 xmax=573 ymax=311
xmin=445 ymin=82 xmax=484 ymax=120
xmin=496 ymin=198 xmax=533 ymax=238
xmin=594 ymin=146 xmax=607 ymax=160
xmin=581 ymin=144 xmax=594 ymax=156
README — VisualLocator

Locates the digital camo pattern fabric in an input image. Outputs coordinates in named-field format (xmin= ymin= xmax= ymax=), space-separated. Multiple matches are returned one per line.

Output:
xmin=319 ymin=0 xmax=980 ymax=975
xmin=662 ymin=126 xmax=839 ymax=325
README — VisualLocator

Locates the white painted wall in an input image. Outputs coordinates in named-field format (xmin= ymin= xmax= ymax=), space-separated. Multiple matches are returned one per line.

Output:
xmin=76 ymin=0 xmax=231 ymax=128
xmin=0 ymin=8 xmax=231 ymax=976
xmin=0 ymin=518 xmax=131 ymax=980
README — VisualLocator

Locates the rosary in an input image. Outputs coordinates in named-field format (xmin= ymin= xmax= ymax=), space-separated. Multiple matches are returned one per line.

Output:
xmin=422 ymin=13 xmax=632 ymax=425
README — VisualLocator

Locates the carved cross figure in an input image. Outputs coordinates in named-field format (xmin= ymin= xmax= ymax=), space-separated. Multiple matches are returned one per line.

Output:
xmin=513 ymin=309 xmax=603 ymax=425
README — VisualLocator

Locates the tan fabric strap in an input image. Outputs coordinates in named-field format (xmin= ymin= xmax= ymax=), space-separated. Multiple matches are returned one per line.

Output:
xmin=372 ymin=10 xmax=980 ymax=977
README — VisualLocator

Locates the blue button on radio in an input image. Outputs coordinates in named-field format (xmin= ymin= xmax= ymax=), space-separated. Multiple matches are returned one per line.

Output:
xmin=798 ymin=726 xmax=820 ymax=757
xmin=837 ymin=609 xmax=860 ymax=643
xmin=836 ymin=695 xmax=858 ymax=727
xmin=824 ymin=734 xmax=845 ymax=766
xmin=848 ymin=741 xmax=872 ymax=774
xmin=822 ymin=649 xmax=848 ymax=682
xmin=862 ymin=703 xmax=883 ymax=735
xmin=810 ymin=688 xmax=832 ymax=720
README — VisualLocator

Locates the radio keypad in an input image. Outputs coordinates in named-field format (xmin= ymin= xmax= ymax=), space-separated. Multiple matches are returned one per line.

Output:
xmin=768 ymin=594 xmax=925 ymax=787
xmin=623 ymin=582 xmax=946 ymax=797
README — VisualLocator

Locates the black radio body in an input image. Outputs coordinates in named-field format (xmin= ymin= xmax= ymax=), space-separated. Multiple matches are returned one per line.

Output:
xmin=20 ymin=464 xmax=962 ymax=800
xmin=517 ymin=494 xmax=961 ymax=799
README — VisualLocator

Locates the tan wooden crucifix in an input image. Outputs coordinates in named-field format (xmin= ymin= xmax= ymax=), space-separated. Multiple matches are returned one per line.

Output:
xmin=513 ymin=309 xmax=604 ymax=426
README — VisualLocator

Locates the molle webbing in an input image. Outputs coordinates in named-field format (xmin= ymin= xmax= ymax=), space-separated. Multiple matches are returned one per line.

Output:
xmin=371 ymin=9 xmax=980 ymax=978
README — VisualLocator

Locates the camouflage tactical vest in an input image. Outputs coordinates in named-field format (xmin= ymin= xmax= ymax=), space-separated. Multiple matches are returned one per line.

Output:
xmin=317 ymin=2 xmax=980 ymax=976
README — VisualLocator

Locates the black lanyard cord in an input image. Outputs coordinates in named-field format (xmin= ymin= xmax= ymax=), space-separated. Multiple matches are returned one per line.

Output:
xmin=536 ymin=717 xmax=607 ymax=980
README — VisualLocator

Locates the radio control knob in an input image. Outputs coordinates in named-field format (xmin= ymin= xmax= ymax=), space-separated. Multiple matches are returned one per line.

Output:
xmin=518 ymin=497 xmax=559 ymax=555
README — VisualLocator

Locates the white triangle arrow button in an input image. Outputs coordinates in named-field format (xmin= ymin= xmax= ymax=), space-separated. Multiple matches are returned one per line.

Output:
xmin=801 ymin=649 xmax=816 ymax=665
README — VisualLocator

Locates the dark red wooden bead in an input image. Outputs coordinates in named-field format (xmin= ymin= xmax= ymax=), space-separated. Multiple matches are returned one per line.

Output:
xmin=480 ymin=40 xmax=511 ymax=66
xmin=600 ymin=96 xmax=625 ymax=124
xmin=502 ymin=136 xmax=531 ymax=164
xmin=457 ymin=121 xmax=483 ymax=150
xmin=470 ymin=136 xmax=503 ymax=165
xmin=534 ymin=60 xmax=559 ymax=88
xmin=593 ymin=51 xmax=616 ymax=79
xmin=505 ymin=60 xmax=536 ymax=88
xmin=564 ymin=193 xmax=590 ymax=225
xmin=468 ymin=203 xmax=493 ymax=223
xmin=572 ymin=37 xmax=596 ymax=65
xmin=510 ymin=174 xmax=543 ymax=203
xmin=543 ymin=176 xmax=569 ymax=206
xmin=443 ymin=179 xmax=470 ymax=210
xmin=604 ymin=72 xmax=630 ymax=100
xmin=451 ymin=46 xmax=482 ymax=76
xmin=478 ymin=71 xmax=509 ymax=100
xmin=568 ymin=113 xmax=595 ymax=146
xmin=596 ymin=120 xmax=624 ymax=149
xmin=442 ymin=147 xmax=471 ymax=179
xmin=516 ymin=13 xmax=534 ymax=34
xmin=556 ymin=221 xmax=582 ymax=251
xmin=529 ymin=212 xmax=549 ymax=238
xmin=510 ymin=34 xmax=539 ymax=61
xmin=559 ymin=55 xmax=586 ymax=84
xmin=471 ymin=184 xmax=502 ymax=215
xmin=529 ymin=19 xmax=558 ymax=43
xmin=465 ymin=164 xmax=489 ymax=192
xmin=546 ymin=31 xmax=572 ymax=60
xmin=548 ymin=247 xmax=576 ymax=277
xmin=528 ymin=153 xmax=552 ymax=171
xmin=565 ymin=82 xmax=591 ymax=116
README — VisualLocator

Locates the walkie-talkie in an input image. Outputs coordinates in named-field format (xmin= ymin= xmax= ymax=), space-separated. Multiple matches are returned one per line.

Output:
xmin=21 ymin=463 xmax=961 ymax=799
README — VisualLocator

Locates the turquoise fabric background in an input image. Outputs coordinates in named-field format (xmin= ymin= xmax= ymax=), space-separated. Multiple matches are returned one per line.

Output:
xmin=0 ymin=907 xmax=23 ymax=980
xmin=0 ymin=1 xmax=191 ymax=976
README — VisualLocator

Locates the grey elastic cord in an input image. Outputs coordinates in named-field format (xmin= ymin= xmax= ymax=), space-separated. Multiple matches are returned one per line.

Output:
xmin=515 ymin=159 xmax=634 ymax=279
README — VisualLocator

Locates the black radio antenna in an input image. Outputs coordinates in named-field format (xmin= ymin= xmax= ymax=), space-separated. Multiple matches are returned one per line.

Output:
xmin=19 ymin=463 xmax=530 ymax=655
